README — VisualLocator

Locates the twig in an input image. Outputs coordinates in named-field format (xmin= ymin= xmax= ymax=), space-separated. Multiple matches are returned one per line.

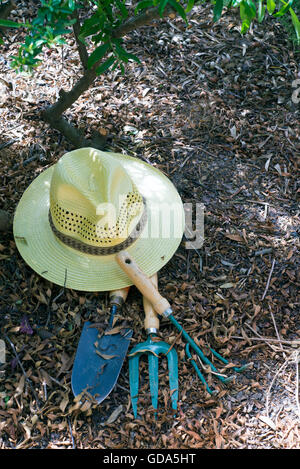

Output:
xmin=191 ymin=141 xmax=219 ymax=158
xmin=232 ymin=335 xmax=300 ymax=347
xmin=0 ymin=139 xmax=18 ymax=150
xmin=4 ymin=334 xmax=41 ymax=409
xmin=179 ymin=154 xmax=192 ymax=169
xmin=254 ymin=248 xmax=273 ymax=257
xmin=67 ymin=417 xmax=76 ymax=449
xmin=265 ymin=355 xmax=293 ymax=419
xmin=45 ymin=269 xmax=67 ymax=327
xmin=269 ymin=305 xmax=286 ymax=359
xmin=72 ymin=10 xmax=88 ymax=69
xmin=52 ymin=268 xmax=68 ymax=303
xmin=42 ymin=380 xmax=47 ymax=401
xmin=261 ymin=258 xmax=276 ymax=301
xmin=244 ymin=323 xmax=278 ymax=353
xmin=112 ymin=5 xmax=173 ymax=38
xmin=40 ymin=369 xmax=68 ymax=390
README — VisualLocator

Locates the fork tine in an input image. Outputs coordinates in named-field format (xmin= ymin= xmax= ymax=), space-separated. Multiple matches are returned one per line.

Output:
xmin=166 ymin=348 xmax=179 ymax=414
xmin=148 ymin=352 xmax=159 ymax=418
xmin=186 ymin=344 xmax=215 ymax=394
xmin=129 ymin=353 xmax=140 ymax=419
xmin=209 ymin=347 xmax=251 ymax=372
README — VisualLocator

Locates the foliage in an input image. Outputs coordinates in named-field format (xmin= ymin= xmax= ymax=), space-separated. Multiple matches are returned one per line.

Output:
xmin=278 ymin=0 xmax=300 ymax=45
xmin=0 ymin=0 xmax=299 ymax=75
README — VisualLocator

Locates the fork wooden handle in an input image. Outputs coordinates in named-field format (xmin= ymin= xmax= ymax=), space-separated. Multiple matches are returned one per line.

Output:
xmin=116 ymin=251 xmax=171 ymax=316
xmin=143 ymin=273 xmax=159 ymax=332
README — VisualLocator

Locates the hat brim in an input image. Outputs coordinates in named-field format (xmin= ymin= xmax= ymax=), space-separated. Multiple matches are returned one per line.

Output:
xmin=13 ymin=150 xmax=184 ymax=291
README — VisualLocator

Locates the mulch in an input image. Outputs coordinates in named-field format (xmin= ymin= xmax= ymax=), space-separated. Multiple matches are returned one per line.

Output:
xmin=0 ymin=2 xmax=299 ymax=449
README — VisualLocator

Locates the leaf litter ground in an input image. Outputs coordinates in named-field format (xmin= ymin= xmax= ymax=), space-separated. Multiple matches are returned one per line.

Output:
xmin=0 ymin=3 xmax=299 ymax=449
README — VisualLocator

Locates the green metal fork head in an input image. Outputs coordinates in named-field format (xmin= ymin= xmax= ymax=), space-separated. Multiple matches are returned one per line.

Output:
xmin=128 ymin=335 xmax=178 ymax=419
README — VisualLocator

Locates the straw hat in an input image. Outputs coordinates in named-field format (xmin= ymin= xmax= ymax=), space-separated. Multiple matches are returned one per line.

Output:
xmin=13 ymin=148 xmax=184 ymax=291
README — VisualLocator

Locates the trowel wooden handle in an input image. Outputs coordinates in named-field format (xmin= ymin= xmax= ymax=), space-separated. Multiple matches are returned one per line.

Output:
xmin=143 ymin=274 xmax=159 ymax=332
xmin=109 ymin=286 xmax=130 ymax=307
xmin=116 ymin=251 xmax=171 ymax=316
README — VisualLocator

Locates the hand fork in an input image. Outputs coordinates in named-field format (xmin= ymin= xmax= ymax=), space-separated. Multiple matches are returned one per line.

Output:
xmin=117 ymin=251 xmax=250 ymax=396
xmin=128 ymin=273 xmax=178 ymax=418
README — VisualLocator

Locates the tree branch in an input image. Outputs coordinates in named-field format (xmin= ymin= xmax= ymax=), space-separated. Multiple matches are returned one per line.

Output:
xmin=42 ymin=112 xmax=106 ymax=149
xmin=44 ymin=4 xmax=174 ymax=119
xmin=112 ymin=5 xmax=173 ymax=38
xmin=42 ymin=5 xmax=174 ymax=148
xmin=43 ymin=68 xmax=97 ymax=117
xmin=0 ymin=0 xmax=16 ymax=34
xmin=0 ymin=0 xmax=15 ymax=19
xmin=72 ymin=9 xmax=88 ymax=69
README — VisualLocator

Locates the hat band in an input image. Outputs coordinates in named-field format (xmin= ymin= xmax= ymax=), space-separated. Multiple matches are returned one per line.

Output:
xmin=48 ymin=201 xmax=147 ymax=256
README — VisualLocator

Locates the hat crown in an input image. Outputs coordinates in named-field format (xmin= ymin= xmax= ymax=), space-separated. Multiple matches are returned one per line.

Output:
xmin=49 ymin=148 xmax=144 ymax=247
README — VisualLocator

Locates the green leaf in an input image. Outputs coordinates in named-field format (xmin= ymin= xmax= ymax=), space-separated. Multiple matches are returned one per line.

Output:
xmin=158 ymin=0 xmax=169 ymax=17
xmin=274 ymin=0 xmax=294 ymax=17
xmin=0 ymin=36 xmax=4 ymax=45
xmin=116 ymin=0 xmax=129 ymax=18
xmin=213 ymin=0 xmax=224 ymax=22
xmin=88 ymin=42 xmax=110 ymax=69
xmin=112 ymin=39 xmax=141 ymax=63
xmin=185 ymin=0 xmax=194 ymax=13
xmin=289 ymin=7 xmax=300 ymax=44
xmin=0 ymin=19 xmax=25 ymax=28
xmin=257 ymin=0 xmax=266 ymax=22
xmin=52 ymin=27 xmax=72 ymax=36
xmin=244 ymin=0 xmax=256 ymax=18
xmin=95 ymin=55 xmax=116 ymax=75
xmin=240 ymin=0 xmax=256 ymax=21
xmin=80 ymin=13 xmax=101 ymax=38
xmin=168 ymin=0 xmax=187 ymax=21
xmin=239 ymin=0 xmax=255 ymax=33
xmin=267 ymin=0 xmax=276 ymax=14
xmin=240 ymin=18 xmax=251 ymax=33
xmin=135 ymin=0 xmax=153 ymax=14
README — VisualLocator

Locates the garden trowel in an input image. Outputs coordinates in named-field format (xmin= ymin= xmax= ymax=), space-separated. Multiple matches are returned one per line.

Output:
xmin=71 ymin=287 xmax=133 ymax=403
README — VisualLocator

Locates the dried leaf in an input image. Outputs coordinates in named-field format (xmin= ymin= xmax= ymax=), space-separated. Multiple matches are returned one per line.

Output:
xmin=258 ymin=415 xmax=277 ymax=431
xmin=15 ymin=375 xmax=25 ymax=395
xmin=20 ymin=316 xmax=33 ymax=335
xmin=230 ymin=125 xmax=237 ymax=139
xmin=59 ymin=396 xmax=69 ymax=413
xmin=224 ymin=233 xmax=244 ymax=243
xmin=95 ymin=350 xmax=119 ymax=360
xmin=101 ymin=405 xmax=123 ymax=426
xmin=104 ymin=326 xmax=124 ymax=335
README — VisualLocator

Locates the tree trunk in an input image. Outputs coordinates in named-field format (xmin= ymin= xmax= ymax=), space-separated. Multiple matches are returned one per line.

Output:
xmin=42 ymin=68 xmax=107 ymax=149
